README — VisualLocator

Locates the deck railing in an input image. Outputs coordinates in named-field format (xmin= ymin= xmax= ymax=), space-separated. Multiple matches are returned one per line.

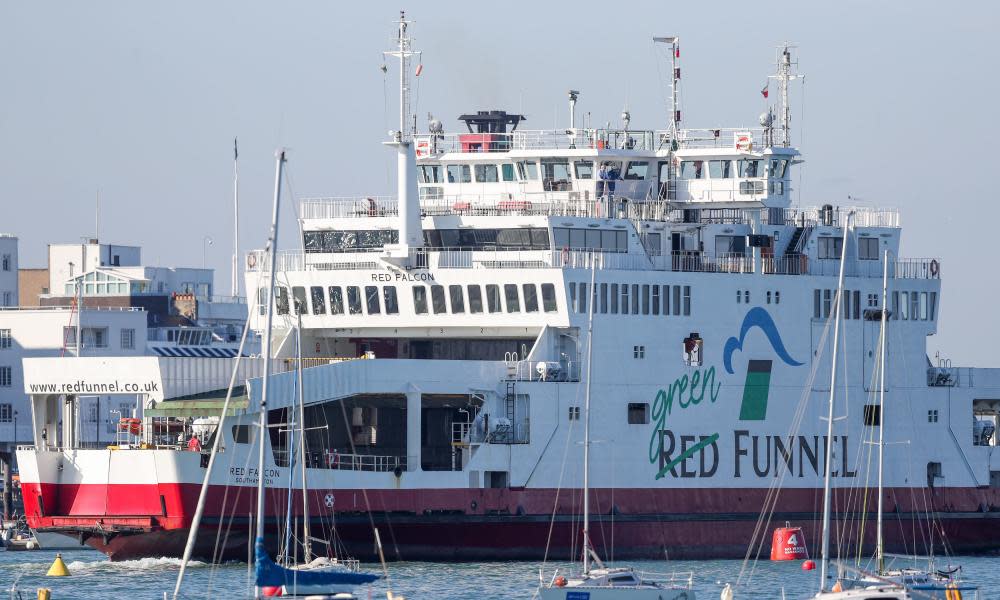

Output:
xmin=247 ymin=247 xmax=939 ymax=280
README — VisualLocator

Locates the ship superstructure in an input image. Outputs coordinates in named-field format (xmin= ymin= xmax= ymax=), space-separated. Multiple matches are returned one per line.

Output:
xmin=13 ymin=18 xmax=1000 ymax=562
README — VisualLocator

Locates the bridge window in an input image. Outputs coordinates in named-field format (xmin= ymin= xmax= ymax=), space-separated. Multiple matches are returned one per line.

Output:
xmin=501 ymin=163 xmax=516 ymax=181
xmin=346 ymin=287 xmax=362 ymax=315
xmin=505 ymin=284 xmax=521 ymax=313
xmin=516 ymin=160 xmax=539 ymax=180
xmin=310 ymin=286 xmax=326 ymax=314
xmin=275 ymin=287 xmax=290 ymax=315
xmin=624 ymin=161 xmax=649 ymax=180
xmin=523 ymin=284 xmax=539 ymax=313
xmin=610 ymin=283 xmax=619 ymax=313
xmin=738 ymin=159 xmax=762 ymax=178
xmin=541 ymin=159 xmax=571 ymax=191
xmin=599 ymin=283 xmax=608 ymax=313
xmin=329 ymin=286 xmax=344 ymax=315
xmin=631 ymin=284 xmax=640 ymax=314
xmin=467 ymin=285 xmax=483 ymax=313
xmin=474 ymin=164 xmax=498 ymax=183
xmin=859 ymin=237 xmax=879 ymax=260
xmin=769 ymin=158 xmax=789 ymax=178
xmin=621 ymin=284 xmax=629 ymax=315
xmin=651 ymin=285 xmax=660 ymax=314
xmin=540 ymin=283 xmax=556 ymax=313
xmin=680 ymin=161 xmax=704 ymax=179
xmin=449 ymin=285 xmax=465 ymax=313
xmin=419 ymin=164 xmax=444 ymax=183
xmin=413 ymin=286 xmax=428 ymax=315
xmin=431 ymin=285 xmax=447 ymax=314
xmin=709 ymin=160 xmax=732 ymax=178
xmin=574 ymin=160 xmax=594 ymax=179
xmin=383 ymin=287 xmax=399 ymax=314
xmin=683 ymin=286 xmax=691 ymax=315
xmin=447 ymin=164 xmax=471 ymax=183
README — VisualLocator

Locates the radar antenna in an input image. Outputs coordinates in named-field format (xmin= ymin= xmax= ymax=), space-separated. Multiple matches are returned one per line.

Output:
xmin=769 ymin=43 xmax=803 ymax=147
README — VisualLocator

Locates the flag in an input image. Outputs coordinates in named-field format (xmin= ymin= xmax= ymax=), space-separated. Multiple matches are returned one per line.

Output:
xmin=761 ymin=83 xmax=769 ymax=99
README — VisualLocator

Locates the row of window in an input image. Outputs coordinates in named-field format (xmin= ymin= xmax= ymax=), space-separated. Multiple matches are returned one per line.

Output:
xmin=413 ymin=283 xmax=558 ymax=315
xmin=679 ymin=158 xmax=789 ymax=180
xmin=420 ymin=160 xmax=652 ymax=185
xmin=736 ymin=290 xmax=782 ymax=304
xmin=817 ymin=237 xmax=882 ymax=261
xmin=303 ymin=230 xmax=399 ymax=254
xmin=552 ymin=228 xmax=630 ymax=253
xmin=61 ymin=327 xmax=136 ymax=350
xmin=264 ymin=283 xmax=560 ymax=317
xmin=569 ymin=282 xmax=692 ymax=316
xmin=812 ymin=289 xmax=937 ymax=321
xmin=423 ymin=228 xmax=549 ymax=251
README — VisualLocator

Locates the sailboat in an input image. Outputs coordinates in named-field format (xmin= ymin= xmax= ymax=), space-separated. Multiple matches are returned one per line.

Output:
xmin=252 ymin=150 xmax=380 ymax=598
xmin=537 ymin=256 xmax=696 ymax=600
xmin=829 ymin=250 xmax=977 ymax=600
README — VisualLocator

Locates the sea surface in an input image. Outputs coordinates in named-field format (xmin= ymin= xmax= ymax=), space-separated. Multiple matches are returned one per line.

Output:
xmin=2 ymin=546 xmax=999 ymax=600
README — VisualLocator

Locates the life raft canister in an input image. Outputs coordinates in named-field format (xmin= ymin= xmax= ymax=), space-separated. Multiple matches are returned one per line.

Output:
xmin=770 ymin=526 xmax=808 ymax=561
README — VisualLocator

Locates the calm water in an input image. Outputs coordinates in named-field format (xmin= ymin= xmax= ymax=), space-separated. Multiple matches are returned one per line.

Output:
xmin=3 ymin=547 xmax=1000 ymax=599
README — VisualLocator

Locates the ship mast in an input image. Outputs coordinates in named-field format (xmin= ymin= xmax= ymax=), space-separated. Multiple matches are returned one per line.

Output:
xmin=653 ymin=36 xmax=680 ymax=143
xmin=382 ymin=11 xmax=423 ymax=264
xmin=819 ymin=211 xmax=852 ymax=592
xmin=254 ymin=148 xmax=286 ymax=599
xmin=769 ymin=43 xmax=802 ymax=147
xmin=876 ymin=249 xmax=890 ymax=574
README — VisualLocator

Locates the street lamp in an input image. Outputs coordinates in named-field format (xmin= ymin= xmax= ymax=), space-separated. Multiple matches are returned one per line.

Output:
xmin=203 ymin=236 xmax=214 ymax=269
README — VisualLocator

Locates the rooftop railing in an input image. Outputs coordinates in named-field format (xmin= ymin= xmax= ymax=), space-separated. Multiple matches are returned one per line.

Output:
xmin=414 ymin=128 xmax=659 ymax=154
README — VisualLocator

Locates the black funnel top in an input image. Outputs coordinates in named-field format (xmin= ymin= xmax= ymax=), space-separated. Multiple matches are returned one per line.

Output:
xmin=457 ymin=110 xmax=526 ymax=134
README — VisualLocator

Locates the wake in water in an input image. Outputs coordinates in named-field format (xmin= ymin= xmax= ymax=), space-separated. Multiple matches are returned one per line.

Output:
xmin=12 ymin=556 xmax=212 ymax=575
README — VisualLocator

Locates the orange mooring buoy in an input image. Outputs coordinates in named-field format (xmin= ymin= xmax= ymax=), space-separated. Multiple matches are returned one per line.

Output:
xmin=771 ymin=525 xmax=809 ymax=561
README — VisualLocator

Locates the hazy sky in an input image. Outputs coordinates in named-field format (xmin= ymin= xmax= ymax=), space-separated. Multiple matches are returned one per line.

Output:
xmin=2 ymin=1 xmax=998 ymax=365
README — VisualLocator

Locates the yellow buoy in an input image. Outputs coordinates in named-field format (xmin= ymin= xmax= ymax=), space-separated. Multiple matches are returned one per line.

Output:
xmin=45 ymin=553 xmax=70 ymax=577
xmin=37 ymin=588 xmax=51 ymax=600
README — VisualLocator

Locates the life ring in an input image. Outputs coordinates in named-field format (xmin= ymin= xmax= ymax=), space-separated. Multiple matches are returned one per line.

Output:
xmin=118 ymin=418 xmax=142 ymax=436
xmin=554 ymin=576 xmax=567 ymax=587
xmin=246 ymin=253 xmax=257 ymax=269
xmin=930 ymin=259 xmax=939 ymax=277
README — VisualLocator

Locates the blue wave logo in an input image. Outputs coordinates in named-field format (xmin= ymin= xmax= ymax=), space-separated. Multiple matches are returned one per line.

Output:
xmin=723 ymin=307 xmax=803 ymax=374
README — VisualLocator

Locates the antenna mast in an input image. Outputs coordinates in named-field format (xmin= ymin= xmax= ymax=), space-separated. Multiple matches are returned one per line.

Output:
xmin=653 ymin=36 xmax=680 ymax=142
xmin=769 ymin=43 xmax=802 ymax=147
xmin=384 ymin=11 xmax=420 ymax=141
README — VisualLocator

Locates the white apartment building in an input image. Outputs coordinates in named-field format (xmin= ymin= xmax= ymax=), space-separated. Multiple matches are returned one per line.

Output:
xmin=0 ymin=307 xmax=148 ymax=450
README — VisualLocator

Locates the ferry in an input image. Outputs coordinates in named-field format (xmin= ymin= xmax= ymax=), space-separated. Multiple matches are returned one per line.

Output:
xmin=13 ymin=15 xmax=1000 ymax=562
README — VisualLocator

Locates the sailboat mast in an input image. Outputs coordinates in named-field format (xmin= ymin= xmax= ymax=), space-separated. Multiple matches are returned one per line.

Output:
xmin=254 ymin=149 xmax=286 ymax=598
xmin=876 ymin=249 xmax=889 ymax=573
xmin=582 ymin=254 xmax=597 ymax=574
xmin=819 ymin=211 xmax=852 ymax=592
xmin=232 ymin=138 xmax=240 ymax=297
xmin=296 ymin=312 xmax=312 ymax=562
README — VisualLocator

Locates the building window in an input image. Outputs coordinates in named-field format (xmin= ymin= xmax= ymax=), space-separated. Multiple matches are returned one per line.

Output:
xmin=928 ymin=409 xmax=939 ymax=423
xmin=863 ymin=404 xmax=881 ymax=427
xmin=0 ymin=403 xmax=11 ymax=422
xmin=859 ymin=237 xmax=879 ymax=260
xmin=568 ymin=406 xmax=581 ymax=421
xmin=120 ymin=328 xmax=135 ymax=350
xmin=0 ymin=366 xmax=10 ymax=387
xmin=83 ymin=327 xmax=108 ymax=349
xmin=817 ymin=237 xmax=843 ymax=259
xmin=628 ymin=402 xmax=649 ymax=425
xmin=633 ymin=345 xmax=645 ymax=359
xmin=0 ymin=329 xmax=10 ymax=349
